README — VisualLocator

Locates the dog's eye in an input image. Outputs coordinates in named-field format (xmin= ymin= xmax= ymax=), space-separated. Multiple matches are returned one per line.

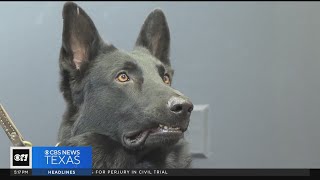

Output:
xmin=163 ymin=75 xmax=171 ymax=85
xmin=117 ymin=73 xmax=130 ymax=82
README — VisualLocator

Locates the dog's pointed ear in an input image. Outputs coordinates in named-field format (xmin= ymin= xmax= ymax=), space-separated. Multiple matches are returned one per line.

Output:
xmin=60 ymin=2 xmax=103 ymax=70
xmin=135 ymin=9 xmax=171 ymax=66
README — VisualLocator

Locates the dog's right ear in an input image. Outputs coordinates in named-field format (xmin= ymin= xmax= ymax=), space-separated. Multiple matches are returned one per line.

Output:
xmin=60 ymin=2 xmax=103 ymax=71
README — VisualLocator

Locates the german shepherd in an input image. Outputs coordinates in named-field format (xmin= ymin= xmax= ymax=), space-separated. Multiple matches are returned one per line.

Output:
xmin=57 ymin=2 xmax=194 ymax=168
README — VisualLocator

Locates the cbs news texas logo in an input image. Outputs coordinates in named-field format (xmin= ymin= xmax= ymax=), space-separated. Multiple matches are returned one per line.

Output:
xmin=10 ymin=146 xmax=92 ymax=170
xmin=43 ymin=148 xmax=81 ymax=165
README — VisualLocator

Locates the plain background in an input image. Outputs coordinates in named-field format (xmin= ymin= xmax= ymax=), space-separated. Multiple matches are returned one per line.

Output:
xmin=0 ymin=2 xmax=320 ymax=168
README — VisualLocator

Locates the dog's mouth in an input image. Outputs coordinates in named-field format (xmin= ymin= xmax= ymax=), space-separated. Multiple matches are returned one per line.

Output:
xmin=123 ymin=124 xmax=184 ymax=149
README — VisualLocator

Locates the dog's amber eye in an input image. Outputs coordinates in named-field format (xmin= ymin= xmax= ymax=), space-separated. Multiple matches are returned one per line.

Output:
xmin=163 ymin=75 xmax=171 ymax=85
xmin=117 ymin=73 xmax=130 ymax=82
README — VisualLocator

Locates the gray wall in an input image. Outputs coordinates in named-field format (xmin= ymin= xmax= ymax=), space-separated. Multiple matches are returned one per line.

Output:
xmin=0 ymin=2 xmax=320 ymax=168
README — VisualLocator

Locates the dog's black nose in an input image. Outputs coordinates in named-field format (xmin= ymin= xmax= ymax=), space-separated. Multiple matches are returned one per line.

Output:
xmin=168 ymin=96 xmax=193 ymax=115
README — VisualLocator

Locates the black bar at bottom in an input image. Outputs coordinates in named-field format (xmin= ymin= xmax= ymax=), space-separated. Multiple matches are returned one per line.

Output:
xmin=0 ymin=169 xmax=317 ymax=176
xmin=0 ymin=169 xmax=10 ymax=176
xmin=92 ymin=169 xmax=310 ymax=176
xmin=310 ymin=169 xmax=320 ymax=176
xmin=10 ymin=169 xmax=32 ymax=176
xmin=167 ymin=169 xmax=310 ymax=176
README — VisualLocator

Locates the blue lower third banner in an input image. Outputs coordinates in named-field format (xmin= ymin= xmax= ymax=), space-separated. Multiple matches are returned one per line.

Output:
xmin=32 ymin=146 xmax=92 ymax=176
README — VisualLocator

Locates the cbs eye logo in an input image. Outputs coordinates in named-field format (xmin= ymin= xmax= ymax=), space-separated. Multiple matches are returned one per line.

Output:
xmin=14 ymin=153 xmax=28 ymax=162
xmin=10 ymin=147 xmax=32 ymax=169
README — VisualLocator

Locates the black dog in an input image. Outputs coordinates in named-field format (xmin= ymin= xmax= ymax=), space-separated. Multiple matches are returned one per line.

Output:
xmin=57 ymin=2 xmax=193 ymax=168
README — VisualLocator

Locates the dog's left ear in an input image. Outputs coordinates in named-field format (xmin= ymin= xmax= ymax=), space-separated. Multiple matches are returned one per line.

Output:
xmin=135 ymin=9 xmax=171 ymax=66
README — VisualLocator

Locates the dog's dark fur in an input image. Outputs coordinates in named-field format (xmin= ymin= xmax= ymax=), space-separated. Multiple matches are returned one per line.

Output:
xmin=57 ymin=2 xmax=193 ymax=168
